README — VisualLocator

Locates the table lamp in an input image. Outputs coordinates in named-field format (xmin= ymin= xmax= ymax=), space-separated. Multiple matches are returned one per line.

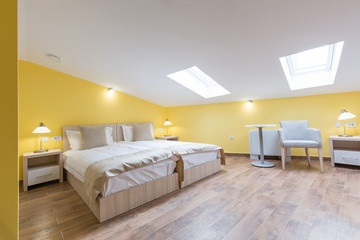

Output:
xmin=33 ymin=122 xmax=51 ymax=153
xmin=338 ymin=109 xmax=356 ymax=137
xmin=163 ymin=119 xmax=172 ymax=136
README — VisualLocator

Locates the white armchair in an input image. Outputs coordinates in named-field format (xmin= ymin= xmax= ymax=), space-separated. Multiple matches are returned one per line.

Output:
xmin=278 ymin=120 xmax=324 ymax=172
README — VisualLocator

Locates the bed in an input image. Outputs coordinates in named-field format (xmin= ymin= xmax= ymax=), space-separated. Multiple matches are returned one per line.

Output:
xmin=62 ymin=122 xmax=225 ymax=222
xmin=125 ymin=140 xmax=225 ymax=187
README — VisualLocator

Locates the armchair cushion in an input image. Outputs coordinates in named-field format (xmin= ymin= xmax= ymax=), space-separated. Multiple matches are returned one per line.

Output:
xmin=282 ymin=140 xmax=321 ymax=148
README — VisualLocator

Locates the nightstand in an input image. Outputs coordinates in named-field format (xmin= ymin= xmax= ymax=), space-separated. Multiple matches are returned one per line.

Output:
xmin=23 ymin=149 xmax=63 ymax=191
xmin=330 ymin=136 xmax=360 ymax=167
xmin=156 ymin=136 xmax=179 ymax=141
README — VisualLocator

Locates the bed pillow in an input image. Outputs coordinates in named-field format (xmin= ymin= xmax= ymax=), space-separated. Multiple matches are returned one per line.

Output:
xmin=66 ymin=130 xmax=82 ymax=151
xmin=79 ymin=126 xmax=107 ymax=150
xmin=105 ymin=127 xmax=114 ymax=145
xmin=66 ymin=127 xmax=113 ymax=150
xmin=134 ymin=124 xmax=154 ymax=141
xmin=122 ymin=125 xmax=134 ymax=142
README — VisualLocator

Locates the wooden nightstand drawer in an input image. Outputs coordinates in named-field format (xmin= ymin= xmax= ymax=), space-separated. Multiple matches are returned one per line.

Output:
xmin=28 ymin=165 xmax=60 ymax=186
xmin=334 ymin=150 xmax=360 ymax=166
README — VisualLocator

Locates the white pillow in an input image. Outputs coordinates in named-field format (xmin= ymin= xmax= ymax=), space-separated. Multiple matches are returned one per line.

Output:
xmin=66 ymin=127 xmax=114 ymax=150
xmin=122 ymin=126 xmax=134 ymax=142
xmin=66 ymin=130 xmax=81 ymax=151
xmin=106 ymin=127 xmax=114 ymax=145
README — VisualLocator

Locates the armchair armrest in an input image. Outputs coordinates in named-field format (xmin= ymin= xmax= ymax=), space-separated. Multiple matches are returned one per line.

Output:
xmin=306 ymin=128 xmax=322 ymax=147
xmin=278 ymin=128 xmax=287 ymax=146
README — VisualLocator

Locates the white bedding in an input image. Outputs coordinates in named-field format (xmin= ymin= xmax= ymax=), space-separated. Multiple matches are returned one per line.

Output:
xmin=124 ymin=140 xmax=220 ymax=169
xmin=63 ymin=140 xmax=219 ymax=196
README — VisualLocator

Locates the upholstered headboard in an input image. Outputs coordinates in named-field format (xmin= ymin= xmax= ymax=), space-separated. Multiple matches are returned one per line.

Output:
xmin=62 ymin=122 xmax=153 ymax=152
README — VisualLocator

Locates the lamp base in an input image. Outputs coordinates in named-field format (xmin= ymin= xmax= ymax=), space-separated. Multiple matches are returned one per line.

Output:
xmin=34 ymin=149 xmax=49 ymax=153
xmin=338 ymin=134 xmax=353 ymax=137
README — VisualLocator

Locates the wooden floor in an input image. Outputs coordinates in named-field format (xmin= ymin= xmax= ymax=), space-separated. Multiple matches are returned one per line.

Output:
xmin=19 ymin=156 xmax=360 ymax=240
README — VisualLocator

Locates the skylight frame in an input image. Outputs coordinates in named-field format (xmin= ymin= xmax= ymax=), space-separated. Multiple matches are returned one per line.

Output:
xmin=286 ymin=44 xmax=335 ymax=75
xmin=280 ymin=41 xmax=344 ymax=90
xmin=167 ymin=66 xmax=230 ymax=99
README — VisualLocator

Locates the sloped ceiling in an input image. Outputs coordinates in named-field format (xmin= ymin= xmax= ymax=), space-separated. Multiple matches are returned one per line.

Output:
xmin=19 ymin=0 xmax=360 ymax=107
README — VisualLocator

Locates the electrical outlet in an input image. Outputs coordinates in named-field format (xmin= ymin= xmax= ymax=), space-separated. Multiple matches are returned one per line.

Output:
xmin=52 ymin=136 xmax=62 ymax=141
xmin=42 ymin=137 xmax=49 ymax=142
xmin=230 ymin=136 xmax=234 ymax=140
xmin=157 ymin=128 xmax=162 ymax=132
xmin=335 ymin=122 xmax=341 ymax=127
xmin=346 ymin=122 xmax=357 ymax=127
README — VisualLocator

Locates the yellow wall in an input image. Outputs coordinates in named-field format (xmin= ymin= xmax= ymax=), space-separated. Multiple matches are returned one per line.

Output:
xmin=0 ymin=0 xmax=18 ymax=239
xmin=19 ymin=60 xmax=360 ymax=179
xmin=19 ymin=61 xmax=166 ymax=180
xmin=167 ymin=92 xmax=360 ymax=157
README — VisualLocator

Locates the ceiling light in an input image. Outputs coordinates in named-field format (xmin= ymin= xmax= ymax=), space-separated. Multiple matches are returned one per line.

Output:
xmin=107 ymin=88 xmax=114 ymax=96
xmin=279 ymin=41 xmax=344 ymax=90
xmin=46 ymin=53 xmax=62 ymax=62
xmin=167 ymin=66 xmax=230 ymax=98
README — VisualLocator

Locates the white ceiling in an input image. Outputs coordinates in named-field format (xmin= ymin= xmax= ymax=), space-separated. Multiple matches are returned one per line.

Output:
xmin=19 ymin=0 xmax=360 ymax=107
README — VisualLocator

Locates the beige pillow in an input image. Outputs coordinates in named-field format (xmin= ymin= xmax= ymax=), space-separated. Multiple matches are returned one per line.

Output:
xmin=79 ymin=125 xmax=107 ymax=150
xmin=134 ymin=124 xmax=154 ymax=141
xmin=122 ymin=125 xmax=134 ymax=142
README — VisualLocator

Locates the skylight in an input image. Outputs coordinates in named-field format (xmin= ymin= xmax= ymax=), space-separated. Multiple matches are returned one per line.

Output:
xmin=280 ymin=41 xmax=344 ymax=90
xmin=167 ymin=66 xmax=230 ymax=98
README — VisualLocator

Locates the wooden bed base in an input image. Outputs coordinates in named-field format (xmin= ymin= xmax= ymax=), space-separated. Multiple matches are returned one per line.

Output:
xmin=66 ymin=157 xmax=221 ymax=222
xmin=182 ymin=158 xmax=222 ymax=187
xmin=67 ymin=171 xmax=179 ymax=222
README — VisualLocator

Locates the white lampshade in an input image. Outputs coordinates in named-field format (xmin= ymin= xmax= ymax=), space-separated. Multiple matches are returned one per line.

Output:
xmin=164 ymin=119 xmax=172 ymax=126
xmin=338 ymin=109 xmax=356 ymax=120
xmin=33 ymin=122 xmax=51 ymax=133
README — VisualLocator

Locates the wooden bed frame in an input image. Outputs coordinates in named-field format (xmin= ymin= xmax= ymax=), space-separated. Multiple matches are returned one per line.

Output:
xmin=182 ymin=158 xmax=222 ymax=187
xmin=62 ymin=122 xmax=223 ymax=222
xmin=66 ymin=170 xmax=179 ymax=222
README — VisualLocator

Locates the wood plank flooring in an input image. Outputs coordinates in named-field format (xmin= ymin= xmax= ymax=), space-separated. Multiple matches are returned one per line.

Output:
xmin=19 ymin=156 xmax=360 ymax=240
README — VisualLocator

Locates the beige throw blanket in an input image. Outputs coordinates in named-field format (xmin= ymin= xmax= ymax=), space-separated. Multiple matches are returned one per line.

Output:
xmin=164 ymin=143 xmax=222 ymax=155
xmin=84 ymin=149 xmax=177 ymax=205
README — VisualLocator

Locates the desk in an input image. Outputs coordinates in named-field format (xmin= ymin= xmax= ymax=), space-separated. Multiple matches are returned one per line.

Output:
xmin=246 ymin=124 xmax=276 ymax=168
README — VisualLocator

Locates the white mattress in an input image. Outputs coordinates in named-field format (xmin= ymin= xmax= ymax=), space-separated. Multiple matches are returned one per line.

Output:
xmin=63 ymin=141 xmax=219 ymax=196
